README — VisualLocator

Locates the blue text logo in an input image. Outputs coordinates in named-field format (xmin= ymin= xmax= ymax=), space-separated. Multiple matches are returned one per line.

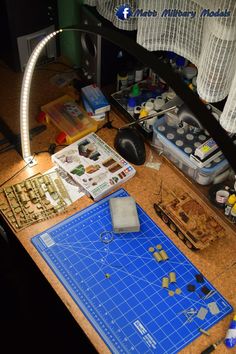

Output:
xmin=115 ymin=4 xmax=132 ymax=20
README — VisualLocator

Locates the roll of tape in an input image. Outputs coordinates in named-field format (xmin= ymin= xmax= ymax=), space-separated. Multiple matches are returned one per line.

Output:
xmin=216 ymin=190 xmax=229 ymax=204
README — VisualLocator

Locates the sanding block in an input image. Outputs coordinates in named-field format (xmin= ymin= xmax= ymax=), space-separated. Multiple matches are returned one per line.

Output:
xmin=109 ymin=196 xmax=140 ymax=233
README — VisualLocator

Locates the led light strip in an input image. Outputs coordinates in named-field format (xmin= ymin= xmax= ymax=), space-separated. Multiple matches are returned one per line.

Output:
xmin=20 ymin=29 xmax=63 ymax=163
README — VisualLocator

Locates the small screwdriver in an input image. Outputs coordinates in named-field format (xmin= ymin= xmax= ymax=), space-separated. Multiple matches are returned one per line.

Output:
xmin=201 ymin=338 xmax=224 ymax=354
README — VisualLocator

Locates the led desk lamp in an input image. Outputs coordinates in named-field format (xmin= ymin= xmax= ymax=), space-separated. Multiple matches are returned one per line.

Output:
xmin=20 ymin=29 xmax=62 ymax=165
xmin=20 ymin=25 xmax=236 ymax=172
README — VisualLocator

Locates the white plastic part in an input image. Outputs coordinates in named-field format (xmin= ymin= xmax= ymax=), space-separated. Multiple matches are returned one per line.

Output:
xmin=109 ymin=197 xmax=140 ymax=233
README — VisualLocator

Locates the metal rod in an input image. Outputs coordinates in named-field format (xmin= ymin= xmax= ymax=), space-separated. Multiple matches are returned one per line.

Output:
xmin=120 ymin=105 xmax=177 ymax=129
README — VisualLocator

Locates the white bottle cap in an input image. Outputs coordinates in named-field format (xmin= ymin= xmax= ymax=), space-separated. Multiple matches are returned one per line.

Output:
xmin=158 ymin=125 xmax=165 ymax=132
xmin=145 ymin=110 xmax=157 ymax=129
xmin=199 ymin=134 xmax=206 ymax=141
xmin=167 ymin=133 xmax=175 ymax=140
xmin=145 ymin=101 xmax=154 ymax=112
xmin=183 ymin=66 xmax=198 ymax=80
xmin=166 ymin=90 xmax=176 ymax=100
xmin=194 ymin=141 xmax=201 ymax=148
xmin=192 ymin=76 xmax=197 ymax=87
xmin=175 ymin=140 xmax=184 ymax=147
xmin=177 ymin=128 xmax=185 ymax=135
xmin=154 ymin=97 xmax=165 ymax=110
xmin=186 ymin=134 xmax=194 ymax=141
xmin=184 ymin=147 xmax=193 ymax=154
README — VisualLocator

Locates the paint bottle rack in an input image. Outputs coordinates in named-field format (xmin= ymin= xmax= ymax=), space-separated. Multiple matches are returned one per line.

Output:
xmin=152 ymin=115 xmax=231 ymax=185
xmin=110 ymin=79 xmax=168 ymax=138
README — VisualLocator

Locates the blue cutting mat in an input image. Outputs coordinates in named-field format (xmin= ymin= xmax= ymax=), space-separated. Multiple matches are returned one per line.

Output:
xmin=32 ymin=188 xmax=232 ymax=354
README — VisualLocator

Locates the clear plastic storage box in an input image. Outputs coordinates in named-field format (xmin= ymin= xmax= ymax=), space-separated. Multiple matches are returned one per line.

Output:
xmin=152 ymin=116 xmax=230 ymax=185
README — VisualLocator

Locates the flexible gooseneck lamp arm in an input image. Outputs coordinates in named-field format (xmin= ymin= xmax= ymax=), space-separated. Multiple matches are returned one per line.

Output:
xmin=20 ymin=29 xmax=63 ymax=163
xmin=20 ymin=25 xmax=236 ymax=172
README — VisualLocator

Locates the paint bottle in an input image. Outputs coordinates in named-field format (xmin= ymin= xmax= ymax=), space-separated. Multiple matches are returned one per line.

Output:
xmin=126 ymin=59 xmax=135 ymax=85
xmin=192 ymin=76 xmax=197 ymax=90
xmin=229 ymin=203 xmax=236 ymax=223
xmin=166 ymin=51 xmax=177 ymax=68
xmin=116 ymin=49 xmax=129 ymax=90
xmin=159 ymin=77 xmax=168 ymax=92
xmin=134 ymin=62 xmax=144 ymax=83
xmin=127 ymin=69 xmax=135 ymax=86
xmin=144 ymin=101 xmax=154 ymax=113
xmin=145 ymin=110 xmax=157 ymax=130
xmin=127 ymin=97 xmax=136 ymax=116
xmin=154 ymin=97 xmax=165 ymax=111
xmin=117 ymin=70 xmax=128 ymax=91
xmin=175 ymin=56 xmax=186 ymax=75
xmin=131 ymin=83 xmax=140 ymax=97
xmin=148 ymin=69 xmax=157 ymax=85
xmin=225 ymin=194 xmax=236 ymax=216
xmin=143 ymin=66 xmax=149 ymax=80
xmin=225 ymin=314 xmax=236 ymax=348
xmin=139 ymin=108 xmax=148 ymax=119
xmin=215 ymin=190 xmax=230 ymax=206
xmin=183 ymin=66 xmax=197 ymax=80
xmin=133 ymin=106 xmax=141 ymax=119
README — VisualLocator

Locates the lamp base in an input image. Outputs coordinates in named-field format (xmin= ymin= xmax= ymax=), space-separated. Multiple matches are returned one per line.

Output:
xmin=24 ymin=156 xmax=37 ymax=167
xmin=0 ymin=117 xmax=46 ymax=164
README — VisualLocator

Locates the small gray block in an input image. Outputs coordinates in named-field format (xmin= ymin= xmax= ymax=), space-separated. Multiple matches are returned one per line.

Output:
xmin=196 ymin=307 xmax=208 ymax=320
xmin=208 ymin=302 xmax=220 ymax=315
xmin=109 ymin=197 xmax=140 ymax=233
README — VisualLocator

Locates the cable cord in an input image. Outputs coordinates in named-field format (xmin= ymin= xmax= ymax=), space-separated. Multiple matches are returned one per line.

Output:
xmin=0 ymin=144 xmax=67 ymax=188
xmin=0 ymin=154 xmax=36 ymax=188
xmin=96 ymin=120 xmax=119 ymax=133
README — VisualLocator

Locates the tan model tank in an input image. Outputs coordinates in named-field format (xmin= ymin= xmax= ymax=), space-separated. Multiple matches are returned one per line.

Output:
xmin=154 ymin=183 xmax=226 ymax=250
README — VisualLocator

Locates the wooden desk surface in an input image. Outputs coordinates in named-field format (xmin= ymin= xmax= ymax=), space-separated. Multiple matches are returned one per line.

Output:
xmin=0 ymin=61 xmax=235 ymax=354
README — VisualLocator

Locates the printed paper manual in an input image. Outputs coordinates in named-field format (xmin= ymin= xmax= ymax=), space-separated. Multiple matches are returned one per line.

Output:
xmin=52 ymin=133 xmax=136 ymax=201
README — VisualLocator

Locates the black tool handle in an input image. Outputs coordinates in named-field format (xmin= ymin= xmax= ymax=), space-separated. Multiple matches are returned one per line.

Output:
xmin=201 ymin=344 xmax=216 ymax=354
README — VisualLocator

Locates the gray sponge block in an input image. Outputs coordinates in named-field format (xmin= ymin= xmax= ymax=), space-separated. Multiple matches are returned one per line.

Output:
xmin=109 ymin=196 xmax=140 ymax=233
